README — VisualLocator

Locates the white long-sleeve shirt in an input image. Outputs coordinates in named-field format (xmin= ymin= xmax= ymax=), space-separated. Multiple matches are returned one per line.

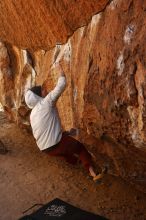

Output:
xmin=25 ymin=76 xmax=66 ymax=151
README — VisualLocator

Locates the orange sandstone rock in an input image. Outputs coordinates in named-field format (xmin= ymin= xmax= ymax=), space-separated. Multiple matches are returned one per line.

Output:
xmin=0 ymin=0 xmax=109 ymax=50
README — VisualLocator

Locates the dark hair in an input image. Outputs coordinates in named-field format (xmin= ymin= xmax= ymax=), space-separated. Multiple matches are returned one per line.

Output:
xmin=30 ymin=86 xmax=42 ymax=97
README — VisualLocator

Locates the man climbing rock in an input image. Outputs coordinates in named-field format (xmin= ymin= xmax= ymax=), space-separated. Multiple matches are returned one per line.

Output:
xmin=25 ymin=63 xmax=106 ymax=182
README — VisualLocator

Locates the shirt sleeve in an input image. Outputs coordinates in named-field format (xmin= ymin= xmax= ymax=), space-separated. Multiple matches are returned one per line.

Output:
xmin=44 ymin=75 xmax=66 ymax=104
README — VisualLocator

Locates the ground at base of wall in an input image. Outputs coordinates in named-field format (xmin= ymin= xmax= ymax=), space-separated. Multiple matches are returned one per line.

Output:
xmin=0 ymin=112 xmax=146 ymax=220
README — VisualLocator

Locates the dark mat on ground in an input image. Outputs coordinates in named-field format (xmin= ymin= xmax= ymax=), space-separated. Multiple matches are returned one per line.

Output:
xmin=19 ymin=198 xmax=108 ymax=220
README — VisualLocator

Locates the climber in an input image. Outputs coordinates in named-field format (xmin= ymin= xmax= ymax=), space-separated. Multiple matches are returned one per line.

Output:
xmin=25 ymin=63 xmax=106 ymax=182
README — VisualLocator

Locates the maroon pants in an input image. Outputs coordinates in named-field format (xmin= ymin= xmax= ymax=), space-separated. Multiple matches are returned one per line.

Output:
xmin=43 ymin=133 xmax=92 ymax=172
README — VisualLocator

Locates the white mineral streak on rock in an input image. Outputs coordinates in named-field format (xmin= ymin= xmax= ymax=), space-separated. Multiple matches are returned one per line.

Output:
xmin=127 ymin=106 xmax=143 ymax=148
xmin=0 ymin=42 xmax=12 ymax=106
xmin=52 ymin=41 xmax=72 ymax=69
xmin=0 ymin=68 xmax=3 ymax=82
xmin=73 ymin=87 xmax=78 ymax=104
xmin=73 ymin=27 xmax=85 ymax=62
xmin=0 ymin=44 xmax=7 ymax=59
xmin=108 ymin=0 xmax=120 ymax=10
xmin=63 ymin=40 xmax=72 ymax=62
xmin=0 ymin=103 xmax=4 ymax=111
xmin=90 ymin=13 xmax=101 ymax=30
xmin=15 ymin=89 xmax=20 ymax=109
xmin=124 ymin=24 xmax=136 ymax=45
xmin=89 ymin=13 xmax=101 ymax=43
xmin=22 ymin=49 xmax=27 ymax=65
xmin=127 ymin=61 xmax=145 ymax=148
xmin=114 ymin=100 xmax=121 ymax=108
xmin=53 ymin=44 xmax=62 ymax=64
xmin=117 ymin=51 xmax=125 ymax=76
xmin=79 ymin=26 xmax=84 ymax=39
xmin=0 ymin=43 xmax=8 ymax=74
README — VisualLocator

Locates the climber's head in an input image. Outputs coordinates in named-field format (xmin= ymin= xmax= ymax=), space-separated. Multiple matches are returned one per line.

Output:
xmin=30 ymin=85 xmax=48 ymax=98
xmin=30 ymin=86 xmax=42 ymax=97
xmin=25 ymin=85 xmax=49 ymax=109
xmin=25 ymin=85 xmax=43 ymax=109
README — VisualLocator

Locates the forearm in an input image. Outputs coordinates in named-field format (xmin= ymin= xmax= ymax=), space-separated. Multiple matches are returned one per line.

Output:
xmin=45 ymin=75 xmax=66 ymax=103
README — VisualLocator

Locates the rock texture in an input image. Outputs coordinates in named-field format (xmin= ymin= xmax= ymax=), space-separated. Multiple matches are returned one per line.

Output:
xmin=0 ymin=0 xmax=146 ymax=190
xmin=0 ymin=0 xmax=109 ymax=50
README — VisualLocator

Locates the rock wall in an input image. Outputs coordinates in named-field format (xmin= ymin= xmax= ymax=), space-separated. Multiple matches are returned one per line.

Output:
xmin=0 ymin=0 xmax=146 ymax=189
xmin=0 ymin=0 xmax=109 ymax=50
